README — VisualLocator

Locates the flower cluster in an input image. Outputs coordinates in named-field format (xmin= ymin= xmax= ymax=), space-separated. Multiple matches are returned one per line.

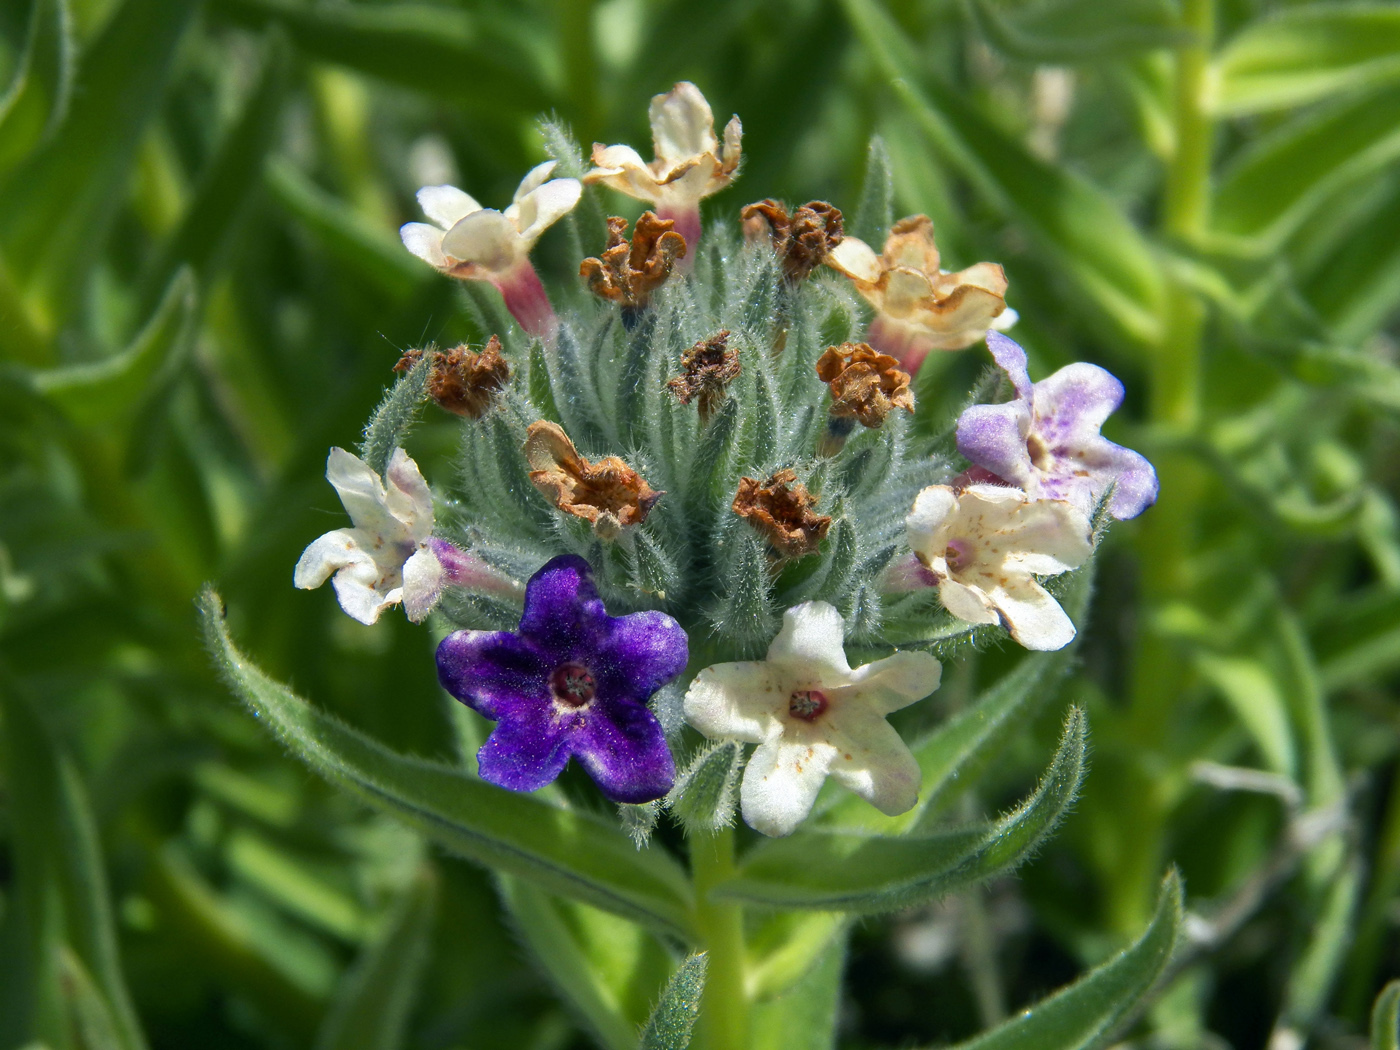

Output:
xmin=294 ymin=82 xmax=1158 ymax=837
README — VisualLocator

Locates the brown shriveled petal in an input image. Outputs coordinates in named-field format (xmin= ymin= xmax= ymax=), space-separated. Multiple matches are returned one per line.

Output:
xmin=732 ymin=469 xmax=831 ymax=560
xmin=523 ymin=421 xmax=663 ymax=537
xmin=579 ymin=212 xmax=688 ymax=311
xmin=393 ymin=339 xmax=511 ymax=419
xmin=815 ymin=342 xmax=915 ymax=429
xmin=741 ymin=199 xmax=844 ymax=284
xmin=667 ymin=330 xmax=740 ymax=423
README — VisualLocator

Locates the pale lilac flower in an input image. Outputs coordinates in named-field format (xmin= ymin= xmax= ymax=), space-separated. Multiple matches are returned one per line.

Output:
xmin=584 ymin=82 xmax=742 ymax=254
xmin=295 ymin=448 xmax=518 ymax=624
xmin=683 ymin=602 xmax=942 ymax=837
xmin=904 ymin=484 xmax=1092 ymax=651
xmin=957 ymin=332 xmax=1159 ymax=520
xmin=400 ymin=162 xmax=581 ymax=337
xmin=437 ymin=556 xmax=686 ymax=803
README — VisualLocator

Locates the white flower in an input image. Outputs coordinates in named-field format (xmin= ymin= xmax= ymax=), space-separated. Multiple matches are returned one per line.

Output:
xmin=904 ymin=484 xmax=1092 ymax=651
xmin=584 ymin=82 xmax=742 ymax=219
xmin=684 ymin=602 xmax=942 ymax=837
xmin=294 ymin=447 xmax=445 ymax=625
xmin=399 ymin=161 xmax=582 ymax=281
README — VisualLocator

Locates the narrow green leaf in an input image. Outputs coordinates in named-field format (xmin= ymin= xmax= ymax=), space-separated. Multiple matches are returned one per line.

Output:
xmin=1275 ymin=860 xmax=1361 ymax=1038
xmin=359 ymin=359 xmax=428 ymax=476
xmin=199 ymin=589 xmax=696 ymax=939
xmin=946 ymin=870 xmax=1182 ymax=1050
xmin=1371 ymin=980 xmax=1400 ymax=1050
xmin=1212 ymin=5 xmax=1400 ymax=116
xmin=0 ymin=0 xmax=73 ymax=175
xmin=1212 ymin=86 xmax=1400 ymax=253
xmin=851 ymin=136 xmax=894 ymax=246
xmin=667 ymin=742 xmax=743 ymax=835
xmin=57 ymin=947 xmax=126 ymax=1050
xmin=715 ymin=709 xmax=1088 ymax=912
xmin=1194 ymin=653 xmax=1297 ymax=779
xmin=313 ymin=867 xmax=438 ymax=1050
xmin=639 ymin=954 xmax=708 ymax=1050
xmin=966 ymin=0 xmax=1187 ymax=63
xmin=840 ymin=0 xmax=1165 ymax=346
xmin=31 ymin=268 xmax=196 ymax=427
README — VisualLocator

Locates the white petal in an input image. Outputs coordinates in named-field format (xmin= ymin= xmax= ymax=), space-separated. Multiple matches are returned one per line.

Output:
xmin=383 ymin=447 xmax=435 ymax=539
xmin=326 ymin=447 xmax=399 ymax=534
xmin=826 ymin=714 xmax=921 ymax=816
xmin=440 ymin=209 xmax=524 ymax=275
xmin=512 ymin=178 xmax=582 ymax=247
xmin=683 ymin=662 xmax=780 ymax=743
xmin=847 ymin=651 xmax=942 ymax=714
xmin=294 ymin=528 xmax=368 ymax=590
xmin=416 ymin=184 xmax=479 ymax=229
xmin=400 ymin=222 xmax=449 ymax=270
xmin=990 ymin=578 xmax=1076 ymax=651
xmin=999 ymin=500 xmax=1092 ymax=576
xmin=991 ymin=306 xmax=1019 ymax=331
xmin=740 ymin=735 xmax=837 ymax=837
xmin=588 ymin=142 xmax=653 ymax=176
xmin=401 ymin=546 xmax=445 ymax=623
xmin=765 ymin=602 xmax=852 ymax=684
xmin=514 ymin=161 xmax=557 ymax=203
xmin=905 ymin=485 xmax=957 ymax=560
xmin=939 ymin=578 xmax=1000 ymax=625
xmin=331 ymin=567 xmax=398 ymax=626
xmin=650 ymin=81 xmax=717 ymax=166
xmin=720 ymin=115 xmax=742 ymax=167
xmin=825 ymin=237 xmax=883 ymax=284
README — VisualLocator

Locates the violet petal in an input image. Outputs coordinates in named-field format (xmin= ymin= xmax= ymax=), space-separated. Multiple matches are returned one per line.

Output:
xmin=986 ymin=331 xmax=1034 ymax=401
xmin=1031 ymin=363 xmax=1125 ymax=445
xmin=436 ymin=630 xmax=550 ymax=721
xmin=595 ymin=610 xmax=690 ymax=702
xmin=573 ymin=700 xmax=677 ymax=803
xmin=956 ymin=400 xmax=1034 ymax=486
xmin=476 ymin=715 xmax=574 ymax=792
xmin=517 ymin=554 xmax=609 ymax=660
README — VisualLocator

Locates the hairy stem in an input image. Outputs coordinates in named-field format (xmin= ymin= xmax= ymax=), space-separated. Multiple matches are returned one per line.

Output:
xmin=692 ymin=827 xmax=748 ymax=1050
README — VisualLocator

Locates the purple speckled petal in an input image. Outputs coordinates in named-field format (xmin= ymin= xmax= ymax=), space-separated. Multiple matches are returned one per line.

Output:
xmin=1031 ymin=363 xmax=1124 ymax=442
xmin=956 ymin=401 xmax=1034 ymax=487
xmin=517 ymin=554 xmax=609 ymax=661
xmin=573 ymin=700 xmax=676 ymax=803
xmin=1074 ymin=437 xmax=1159 ymax=519
xmin=985 ymin=331 xmax=1034 ymax=401
xmin=476 ymin=715 xmax=573 ymax=792
xmin=436 ymin=630 xmax=550 ymax=721
xmin=595 ymin=610 xmax=689 ymax=703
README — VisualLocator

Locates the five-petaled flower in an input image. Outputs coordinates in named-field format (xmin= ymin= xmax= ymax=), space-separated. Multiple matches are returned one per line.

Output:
xmin=825 ymin=215 xmax=1014 ymax=375
xmin=400 ymin=162 xmax=581 ymax=337
xmin=437 ymin=555 xmax=687 ymax=803
xmin=295 ymin=448 xmax=515 ymax=624
xmin=684 ymin=601 xmax=942 ymax=836
xmin=904 ymin=483 xmax=1092 ymax=651
xmin=956 ymin=332 xmax=1159 ymax=520
xmin=585 ymin=82 xmax=741 ymax=256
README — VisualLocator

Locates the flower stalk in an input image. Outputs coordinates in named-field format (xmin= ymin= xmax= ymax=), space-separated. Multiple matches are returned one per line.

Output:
xmin=692 ymin=826 xmax=749 ymax=1050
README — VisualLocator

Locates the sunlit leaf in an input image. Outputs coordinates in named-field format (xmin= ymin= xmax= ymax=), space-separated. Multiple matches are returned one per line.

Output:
xmin=199 ymin=588 xmax=697 ymax=939
xmin=0 ymin=0 xmax=73 ymax=176
xmin=1372 ymin=980 xmax=1400 ymax=1050
xmin=966 ymin=0 xmax=1186 ymax=63
xmin=1194 ymin=653 xmax=1297 ymax=779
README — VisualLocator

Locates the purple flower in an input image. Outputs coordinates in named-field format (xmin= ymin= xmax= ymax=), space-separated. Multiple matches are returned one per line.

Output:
xmin=436 ymin=555 xmax=687 ymax=803
xmin=956 ymin=332 xmax=1159 ymax=520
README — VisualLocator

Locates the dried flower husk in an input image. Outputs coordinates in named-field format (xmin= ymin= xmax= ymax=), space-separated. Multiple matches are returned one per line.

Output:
xmin=732 ymin=469 xmax=831 ymax=560
xmin=667 ymin=330 xmax=740 ymax=422
xmin=580 ymin=212 xmax=687 ymax=312
xmin=741 ymin=199 xmax=844 ymax=284
xmin=524 ymin=421 xmax=663 ymax=539
xmin=396 ymin=336 xmax=511 ymax=419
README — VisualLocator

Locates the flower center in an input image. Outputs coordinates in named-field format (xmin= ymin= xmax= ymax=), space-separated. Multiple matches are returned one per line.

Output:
xmin=1026 ymin=431 xmax=1054 ymax=470
xmin=944 ymin=539 xmax=971 ymax=572
xmin=788 ymin=689 xmax=829 ymax=722
xmin=550 ymin=662 xmax=597 ymax=707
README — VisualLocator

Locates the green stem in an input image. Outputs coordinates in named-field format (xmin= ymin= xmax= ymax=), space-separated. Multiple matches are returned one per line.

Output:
xmin=692 ymin=827 xmax=749 ymax=1050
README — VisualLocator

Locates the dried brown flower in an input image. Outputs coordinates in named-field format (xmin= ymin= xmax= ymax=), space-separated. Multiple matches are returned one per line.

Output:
xmin=741 ymin=199 xmax=844 ymax=283
xmin=732 ymin=469 xmax=831 ymax=560
xmin=523 ymin=421 xmax=663 ymax=539
xmin=667 ymin=330 xmax=740 ymax=423
xmin=816 ymin=342 xmax=915 ymax=429
xmin=579 ymin=212 xmax=688 ymax=312
xmin=394 ymin=337 xmax=511 ymax=419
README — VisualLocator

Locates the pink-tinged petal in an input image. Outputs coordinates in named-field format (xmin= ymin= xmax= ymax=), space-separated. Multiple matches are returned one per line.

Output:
xmin=441 ymin=209 xmax=523 ymax=275
xmin=573 ymin=701 xmax=676 ymax=803
xmin=516 ymin=554 xmax=610 ymax=661
xmin=988 ymin=578 xmax=1076 ymax=651
xmin=825 ymin=237 xmax=882 ymax=284
xmin=492 ymin=260 xmax=556 ymax=338
xmin=401 ymin=546 xmax=445 ymax=623
xmin=417 ymin=185 xmax=479 ymax=229
xmin=984 ymin=331 xmax=1035 ymax=402
xmin=1032 ymin=362 xmax=1124 ymax=438
xmin=938 ymin=578 xmax=999 ymax=625
xmin=428 ymin=539 xmax=524 ymax=599
xmin=382 ymin=447 xmax=434 ymax=538
xmin=846 ymin=651 xmax=942 ymax=715
xmin=294 ymin=528 xmax=365 ymax=591
xmin=436 ymin=629 xmax=551 ymax=722
xmin=683 ymin=662 xmax=782 ymax=743
xmin=764 ymin=601 xmax=852 ymax=685
xmin=596 ymin=610 xmax=689 ymax=702
xmin=512 ymin=178 xmax=582 ymax=247
xmin=956 ymin=401 xmax=1035 ymax=488
xmin=826 ymin=715 xmax=921 ymax=816
xmin=400 ymin=222 xmax=449 ymax=270
xmin=514 ymin=161 xmax=557 ymax=203
xmin=650 ymin=82 xmax=718 ymax=166
xmin=656 ymin=202 xmax=701 ymax=260
xmin=741 ymin=735 xmax=838 ymax=837
xmin=476 ymin=716 xmax=572 ymax=793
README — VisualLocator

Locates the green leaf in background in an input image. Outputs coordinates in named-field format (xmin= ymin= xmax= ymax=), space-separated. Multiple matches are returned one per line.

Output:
xmin=750 ymin=939 xmax=845 ymax=1050
xmin=0 ymin=0 xmax=73 ymax=176
xmin=639 ymin=953 xmax=707 ymax=1050
xmin=947 ymin=870 xmax=1181 ymax=1050
xmin=1211 ymin=5 xmax=1400 ymax=116
xmin=30 ymin=268 xmax=197 ymax=428
xmin=715 ymin=709 xmax=1087 ymax=912
xmin=313 ymin=866 xmax=438 ymax=1050
xmin=1194 ymin=653 xmax=1297 ymax=779
xmin=850 ymin=136 xmax=894 ymax=248
xmin=965 ymin=0 xmax=1187 ymax=63
xmin=1212 ymin=86 xmax=1400 ymax=254
xmin=199 ymin=588 xmax=697 ymax=940
xmin=1270 ymin=860 xmax=1361 ymax=1048
xmin=840 ymin=0 xmax=1167 ymax=347
xmin=1372 ymin=980 xmax=1400 ymax=1050
xmin=58 ymin=947 xmax=128 ymax=1050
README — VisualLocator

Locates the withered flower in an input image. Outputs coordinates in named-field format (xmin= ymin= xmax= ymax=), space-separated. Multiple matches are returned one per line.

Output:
xmin=524 ymin=421 xmax=663 ymax=540
xmin=741 ymin=199 xmax=844 ymax=284
xmin=580 ymin=213 xmax=688 ymax=315
xmin=396 ymin=337 xmax=511 ymax=419
xmin=732 ymin=469 xmax=831 ymax=560
xmin=667 ymin=330 xmax=740 ymax=423
xmin=816 ymin=342 xmax=914 ymax=428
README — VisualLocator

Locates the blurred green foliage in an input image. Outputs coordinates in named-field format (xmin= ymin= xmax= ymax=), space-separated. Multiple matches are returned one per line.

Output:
xmin=1 ymin=0 xmax=1400 ymax=1047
